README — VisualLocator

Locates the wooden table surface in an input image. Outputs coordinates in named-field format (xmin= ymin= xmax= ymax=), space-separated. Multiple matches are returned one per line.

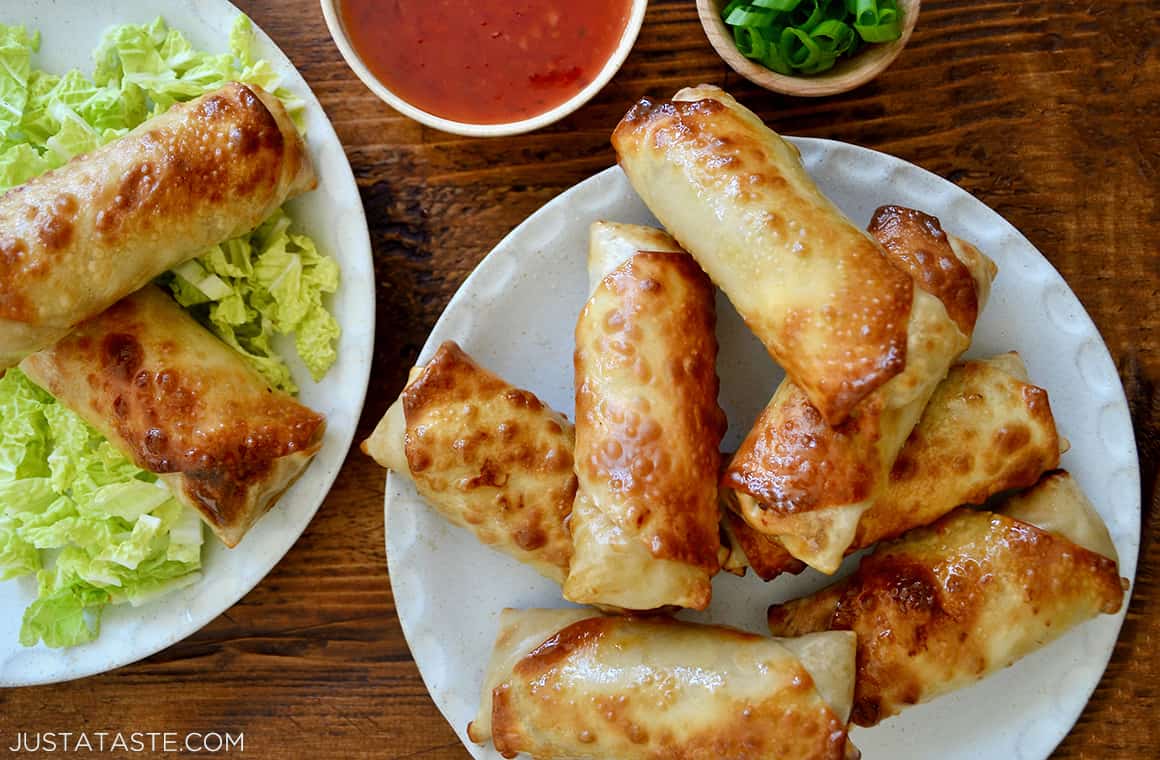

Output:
xmin=3 ymin=0 xmax=1157 ymax=757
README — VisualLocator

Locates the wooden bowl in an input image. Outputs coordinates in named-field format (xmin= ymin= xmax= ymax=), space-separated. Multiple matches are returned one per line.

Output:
xmin=697 ymin=0 xmax=920 ymax=97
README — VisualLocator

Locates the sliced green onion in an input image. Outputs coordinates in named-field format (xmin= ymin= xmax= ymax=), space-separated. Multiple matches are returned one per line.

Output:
xmin=851 ymin=0 xmax=901 ymax=42
xmin=853 ymin=0 xmax=879 ymax=26
xmin=778 ymin=27 xmax=817 ymax=69
xmin=721 ymin=0 xmax=750 ymax=19
xmin=855 ymin=20 xmax=901 ymax=42
xmin=811 ymin=18 xmax=857 ymax=55
xmin=721 ymin=0 xmax=902 ymax=77
xmin=824 ymin=0 xmax=849 ymax=21
xmin=725 ymin=6 xmax=777 ymax=28
xmin=789 ymin=0 xmax=827 ymax=33
xmin=761 ymin=34 xmax=795 ymax=74
xmin=734 ymin=24 xmax=771 ymax=60
xmin=752 ymin=0 xmax=802 ymax=10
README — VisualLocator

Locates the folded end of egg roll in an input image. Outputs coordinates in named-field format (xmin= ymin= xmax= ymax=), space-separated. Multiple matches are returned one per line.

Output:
xmin=586 ymin=220 xmax=684 ymax=288
xmin=0 ymin=322 xmax=70 ymax=371
xmin=767 ymin=471 xmax=1126 ymax=726
xmin=242 ymin=82 xmax=317 ymax=200
xmin=718 ymin=504 xmax=755 ymax=578
xmin=776 ymin=629 xmax=858 ymax=726
xmin=563 ymin=490 xmax=714 ymax=611
xmin=468 ymin=607 xmax=596 ymax=746
xmin=165 ymin=444 xmax=319 ymax=548
xmin=1002 ymin=469 xmax=1120 ymax=566
xmin=361 ymin=376 xmax=414 ymax=474
xmin=361 ymin=341 xmax=576 ymax=584
xmin=868 ymin=205 xmax=998 ymax=336
xmin=20 ymin=285 xmax=326 ymax=548
xmin=721 ymin=506 xmax=807 ymax=581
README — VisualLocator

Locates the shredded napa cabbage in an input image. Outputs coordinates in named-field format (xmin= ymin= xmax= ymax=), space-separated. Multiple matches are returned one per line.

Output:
xmin=0 ymin=16 xmax=339 ymax=647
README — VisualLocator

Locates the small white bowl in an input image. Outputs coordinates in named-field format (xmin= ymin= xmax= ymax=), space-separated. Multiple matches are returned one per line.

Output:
xmin=320 ymin=0 xmax=649 ymax=137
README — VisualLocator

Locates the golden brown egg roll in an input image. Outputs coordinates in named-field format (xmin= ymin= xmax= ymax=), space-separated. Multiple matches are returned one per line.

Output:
xmin=713 ymin=454 xmax=762 ymax=577
xmin=468 ymin=609 xmax=858 ymax=760
xmin=20 ymin=286 xmax=325 ymax=547
xmin=0 ymin=82 xmax=315 ymax=368
xmin=563 ymin=222 xmax=725 ymax=612
xmin=361 ymin=341 xmax=575 ymax=584
xmin=767 ymin=471 xmax=1126 ymax=727
xmin=728 ymin=353 xmax=1063 ymax=581
xmin=719 ymin=510 xmax=761 ymax=577
xmin=612 ymin=84 xmax=916 ymax=425
xmin=721 ymin=506 xmax=802 ymax=581
xmin=724 ymin=206 xmax=997 ymax=574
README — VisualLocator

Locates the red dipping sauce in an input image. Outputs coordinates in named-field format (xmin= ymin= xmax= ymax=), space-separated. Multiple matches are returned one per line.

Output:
xmin=338 ymin=0 xmax=634 ymax=125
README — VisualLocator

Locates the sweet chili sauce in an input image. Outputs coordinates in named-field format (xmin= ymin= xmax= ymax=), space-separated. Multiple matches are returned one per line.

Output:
xmin=338 ymin=0 xmax=633 ymax=124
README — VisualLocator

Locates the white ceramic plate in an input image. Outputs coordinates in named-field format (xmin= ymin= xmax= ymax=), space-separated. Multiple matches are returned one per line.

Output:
xmin=0 ymin=0 xmax=375 ymax=685
xmin=385 ymin=141 xmax=1140 ymax=759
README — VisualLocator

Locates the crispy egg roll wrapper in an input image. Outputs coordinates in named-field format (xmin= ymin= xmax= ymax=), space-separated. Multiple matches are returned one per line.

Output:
xmin=721 ymin=506 xmax=803 ymax=581
xmin=767 ymin=471 xmax=1126 ymax=727
xmin=20 ymin=286 xmax=325 ymax=547
xmin=719 ymin=508 xmax=759 ymax=577
xmin=729 ymin=354 xmax=1063 ymax=580
xmin=361 ymin=341 xmax=576 ymax=584
xmin=1001 ymin=467 xmax=1117 ymax=564
xmin=0 ymin=82 xmax=315 ymax=368
xmin=469 ymin=609 xmax=859 ymax=760
xmin=563 ymin=223 xmax=725 ymax=611
xmin=612 ymin=84 xmax=916 ymax=425
xmin=712 ymin=454 xmax=761 ymax=577
xmin=725 ymin=206 xmax=998 ymax=574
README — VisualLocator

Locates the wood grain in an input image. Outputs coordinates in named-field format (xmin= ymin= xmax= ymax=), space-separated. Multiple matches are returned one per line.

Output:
xmin=2 ymin=1 xmax=1157 ymax=758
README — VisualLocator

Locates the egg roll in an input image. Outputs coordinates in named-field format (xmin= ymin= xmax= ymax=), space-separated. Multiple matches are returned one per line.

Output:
xmin=720 ymin=509 xmax=774 ymax=578
xmin=563 ymin=222 xmax=725 ymax=611
xmin=767 ymin=471 xmax=1127 ymax=727
xmin=0 ymin=82 xmax=315 ymax=368
xmin=729 ymin=353 xmax=1063 ymax=580
xmin=468 ymin=608 xmax=858 ymax=760
xmin=362 ymin=341 xmax=575 ymax=584
xmin=613 ymin=84 xmax=916 ymax=425
xmin=20 ymin=286 xmax=325 ymax=547
xmin=721 ymin=506 xmax=802 ymax=581
xmin=724 ymin=206 xmax=997 ymax=574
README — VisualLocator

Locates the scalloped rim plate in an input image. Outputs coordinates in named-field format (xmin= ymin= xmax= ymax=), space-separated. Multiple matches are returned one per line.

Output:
xmin=0 ymin=0 xmax=375 ymax=686
xmin=386 ymin=140 xmax=1139 ymax=759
